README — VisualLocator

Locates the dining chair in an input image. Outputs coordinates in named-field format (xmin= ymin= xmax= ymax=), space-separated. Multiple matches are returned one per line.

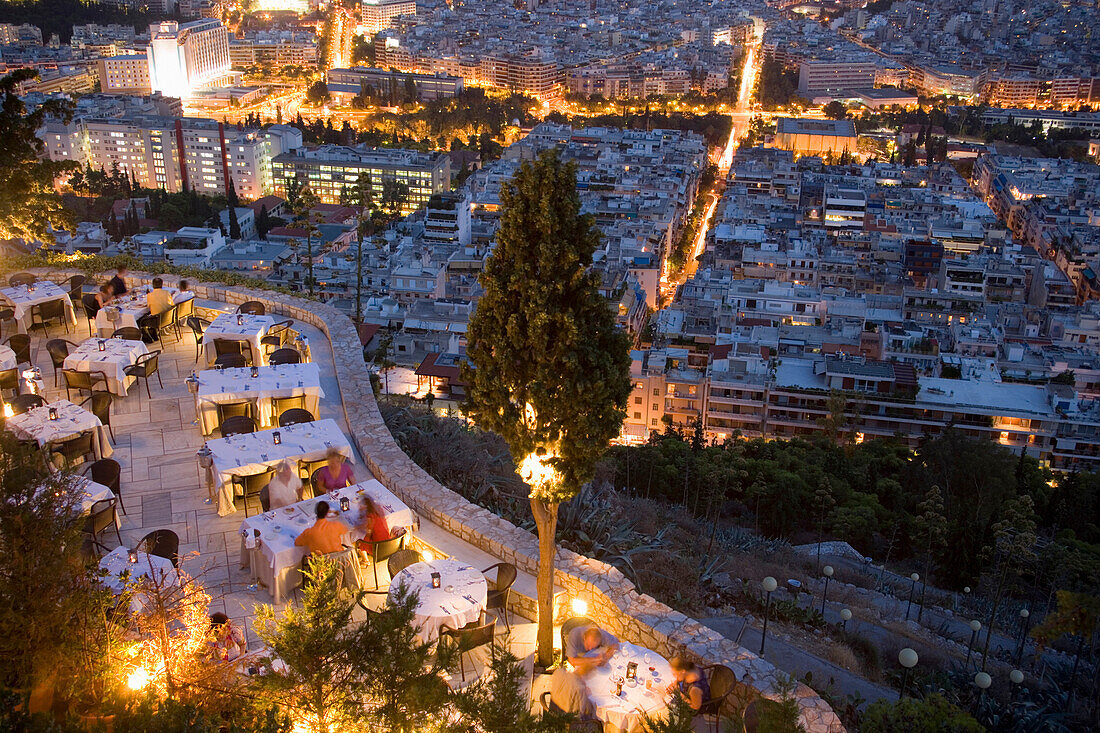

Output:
xmin=173 ymin=297 xmax=195 ymax=339
xmin=268 ymin=347 xmax=301 ymax=365
xmin=235 ymin=466 xmax=275 ymax=517
xmin=217 ymin=399 xmax=255 ymax=425
xmin=84 ymin=498 xmax=122 ymax=548
xmin=560 ymin=616 xmax=595 ymax=663
xmin=80 ymin=392 xmax=116 ymax=442
xmin=62 ymin=368 xmax=110 ymax=402
xmin=213 ymin=338 xmax=251 ymax=366
xmin=111 ymin=327 xmax=142 ymax=341
xmin=0 ymin=367 xmax=18 ymax=400
xmin=698 ymin=664 xmax=737 ymax=733
xmin=272 ymin=394 xmax=306 ymax=424
xmin=67 ymin=275 xmax=86 ymax=304
xmin=278 ymin=408 xmax=314 ymax=427
xmin=159 ymin=306 xmax=179 ymax=344
xmin=9 ymin=393 xmax=46 ymax=415
xmin=386 ymin=547 xmax=422 ymax=578
xmin=81 ymin=536 xmax=112 ymax=563
xmin=123 ymin=351 xmax=162 ymax=400
xmin=356 ymin=589 xmax=391 ymax=625
xmin=259 ymin=485 xmax=270 ymax=513
xmin=5 ymin=334 xmax=31 ymax=365
xmin=0 ymin=308 xmax=15 ymax=341
xmin=81 ymin=294 xmax=101 ymax=336
xmin=220 ymin=415 xmax=256 ymax=437
xmin=358 ymin=533 xmax=407 ymax=588
xmin=237 ymin=301 xmax=266 ymax=315
xmin=185 ymin=316 xmax=211 ymax=362
xmin=140 ymin=529 xmax=180 ymax=569
xmin=51 ymin=431 xmax=97 ymax=468
xmin=298 ymin=457 xmax=327 ymax=482
xmin=137 ymin=313 xmax=160 ymax=345
xmin=482 ymin=562 xmax=518 ymax=631
xmin=8 ymin=272 xmax=35 ymax=287
xmin=439 ymin=611 xmax=496 ymax=683
xmin=30 ymin=299 xmax=70 ymax=335
xmin=83 ymin=458 xmax=124 ymax=514
xmin=46 ymin=338 xmax=80 ymax=386
xmin=215 ymin=353 xmax=248 ymax=369
xmin=261 ymin=319 xmax=294 ymax=355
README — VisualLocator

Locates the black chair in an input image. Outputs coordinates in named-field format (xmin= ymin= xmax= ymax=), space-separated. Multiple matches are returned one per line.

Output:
xmin=259 ymin=485 xmax=270 ymax=513
xmin=699 ymin=664 xmax=737 ymax=732
xmin=51 ymin=430 xmax=96 ymax=467
xmin=9 ymin=393 xmax=46 ymax=415
xmin=215 ymin=353 xmax=248 ymax=369
xmin=216 ymin=400 xmax=255 ymax=425
xmin=220 ymin=415 xmax=256 ymax=437
xmin=261 ymin=319 xmax=294 ymax=355
xmin=356 ymin=589 xmax=391 ymax=624
xmin=212 ymin=338 xmax=251 ymax=366
xmin=83 ymin=458 xmax=123 ymax=514
xmin=439 ymin=611 xmax=497 ymax=682
xmin=81 ymin=294 xmax=101 ymax=336
xmin=67 ymin=275 xmax=86 ymax=304
xmin=272 ymin=394 xmax=306 ymax=424
xmin=46 ymin=338 xmax=79 ymax=386
xmin=0 ymin=308 xmax=15 ymax=341
xmin=84 ymin=498 xmax=122 ymax=548
xmin=111 ymin=327 xmax=142 ymax=341
xmin=237 ymin=301 xmax=265 ymax=315
xmin=358 ymin=533 xmax=407 ymax=588
xmin=482 ymin=562 xmax=517 ymax=631
xmin=5 ymin=334 xmax=31 ymax=365
xmin=8 ymin=272 xmax=35 ymax=287
xmin=62 ymin=368 xmax=109 ymax=401
xmin=185 ymin=316 xmax=210 ymax=362
xmin=386 ymin=547 xmax=422 ymax=579
xmin=268 ymin=347 xmax=301 ymax=365
xmin=81 ymin=536 xmax=112 ymax=563
xmin=560 ymin=616 xmax=595 ymax=664
xmin=234 ymin=466 xmax=275 ymax=517
xmin=140 ymin=529 xmax=180 ymax=569
xmin=137 ymin=313 xmax=160 ymax=344
xmin=81 ymin=392 xmax=116 ymax=442
xmin=157 ymin=306 xmax=179 ymax=344
xmin=123 ymin=351 xmax=162 ymax=400
xmin=278 ymin=408 xmax=314 ymax=427
xmin=30 ymin=299 xmax=70 ymax=335
xmin=0 ymin=367 xmax=18 ymax=399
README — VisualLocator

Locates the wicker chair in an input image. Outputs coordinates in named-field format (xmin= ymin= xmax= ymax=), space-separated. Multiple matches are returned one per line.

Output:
xmin=439 ymin=611 xmax=496 ymax=682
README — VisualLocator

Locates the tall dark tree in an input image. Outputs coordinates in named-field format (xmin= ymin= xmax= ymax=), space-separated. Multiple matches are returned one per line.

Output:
xmin=462 ymin=150 xmax=632 ymax=666
xmin=226 ymin=177 xmax=242 ymax=240
xmin=0 ymin=70 xmax=79 ymax=242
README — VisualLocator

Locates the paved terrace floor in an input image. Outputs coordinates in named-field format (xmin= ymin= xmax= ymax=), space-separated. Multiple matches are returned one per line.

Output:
xmin=17 ymin=297 xmax=538 ymax=693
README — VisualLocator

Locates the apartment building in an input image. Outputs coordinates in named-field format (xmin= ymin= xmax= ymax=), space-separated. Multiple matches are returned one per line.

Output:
xmin=797 ymin=60 xmax=878 ymax=95
xmin=362 ymin=0 xmax=417 ymax=34
xmin=229 ymin=34 xmax=317 ymax=67
xmin=325 ymin=67 xmax=463 ymax=102
xmin=271 ymin=145 xmax=450 ymax=212
xmin=97 ymin=55 xmax=151 ymax=94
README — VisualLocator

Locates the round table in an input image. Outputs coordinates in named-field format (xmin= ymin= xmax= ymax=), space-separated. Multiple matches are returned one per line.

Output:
xmin=99 ymin=545 xmax=176 ymax=593
xmin=390 ymin=558 xmax=487 ymax=643
xmin=0 ymin=344 xmax=16 ymax=371
xmin=582 ymin=642 xmax=674 ymax=733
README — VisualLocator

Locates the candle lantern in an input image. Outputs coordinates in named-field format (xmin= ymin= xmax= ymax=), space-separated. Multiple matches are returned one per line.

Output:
xmin=237 ymin=314 xmax=244 ymax=326
xmin=98 ymin=340 xmax=106 ymax=352
xmin=272 ymin=431 xmax=281 ymax=445
xmin=431 ymin=572 xmax=441 ymax=588
xmin=128 ymin=548 xmax=138 ymax=564
xmin=48 ymin=407 xmax=58 ymax=421
xmin=251 ymin=366 xmax=259 ymax=378
xmin=626 ymin=662 xmax=637 ymax=680
xmin=340 ymin=497 xmax=350 ymax=512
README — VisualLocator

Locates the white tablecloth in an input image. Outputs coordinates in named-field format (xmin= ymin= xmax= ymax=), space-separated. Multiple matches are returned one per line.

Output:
xmin=0 ymin=345 xmax=15 ymax=371
xmin=99 ymin=546 xmax=178 ymax=612
xmin=5 ymin=399 xmax=113 ymax=459
xmin=206 ymin=418 xmax=353 ymax=517
xmin=94 ymin=286 xmax=179 ymax=336
xmin=63 ymin=337 xmax=149 ymax=396
xmin=194 ymin=362 xmax=324 ymax=436
xmin=70 ymin=475 xmax=121 ymax=528
xmin=391 ymin=559 xmax=487 ymax=643
xmin=0 ymin=282 xmax=76 ymax=333
xmin=202 ymin=313 xmax=276 ymax=366
xmin=582 ymin=643 xmax=673 ymax=733
xmin=237 ymin=480 xmax=415 ymax=602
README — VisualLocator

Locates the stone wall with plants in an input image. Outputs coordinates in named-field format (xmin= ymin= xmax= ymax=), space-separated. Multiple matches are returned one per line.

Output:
xmin=32 ymin=266 xmax=844 ymax=732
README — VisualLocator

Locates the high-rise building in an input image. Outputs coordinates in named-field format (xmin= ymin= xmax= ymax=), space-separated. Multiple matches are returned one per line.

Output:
xmin=326 ymin=67 xmax=463 ymax=101
xmin=97 ymin=55 xmax=152 ymax=94
xmin=147 ymin=19 xmax=232 ymax=99
xmin=361 ymin=0 xmax=417 ymax=35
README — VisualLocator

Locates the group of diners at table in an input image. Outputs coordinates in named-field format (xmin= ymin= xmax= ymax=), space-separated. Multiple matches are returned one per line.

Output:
xmin=3 ymin=268 xmax=735 ymax=731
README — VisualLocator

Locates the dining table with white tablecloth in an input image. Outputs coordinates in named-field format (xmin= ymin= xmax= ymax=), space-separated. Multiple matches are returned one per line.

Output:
xmin=202 ymin=313 xmax=276 ymax=366
xmin=4 ymin=399 xmax=113 ymax=459
xmin=94 ymin=285 xmax=179 ymax=336
xmin=390 ymin=558 xmax=488 ymax=643
xmin=69 ymin=475 xmax=119 ymax=524
xmin=580 ymin=642 xmax=675 ymax=733
xmin=205 ymin=418 xmax=354 ymax=517
xmin=194 ymin=362 xmax=324 ymax=436
xmin=0 ymin=345 xmax=15 ymax=371
xmin=237 ymin=479 xmax=416 ymax=602
xmin=0 ymin=281 xmax=77 ymax=333
xmin=63 ymin=337 xmax=150 ymax=396
xmin=99 ymin=545 xmax=178 ymax=613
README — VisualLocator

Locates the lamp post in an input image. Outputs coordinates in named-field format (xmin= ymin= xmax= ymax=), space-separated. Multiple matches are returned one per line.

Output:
xmin=973 ymin=671 xmax=991 ymax=713
xmin=839 ymin=608 xmax=852 ymax=631
xmin=1009 ymin=669 xmax=1024 ymax=701
xmin=966 ymin=619 xmax=982 ymax=669
xmin=905 ymin=573 xmax=919 ymax=622
xmin=760 ymin=576 xmax=777 ymax=657
xmin=1015 ymin=608 xmax=1031 ymax=665
xmin=898 ymin=648 xmax=918 ymax=698
xmin=820 ymin=565 xmax=833 ymax=616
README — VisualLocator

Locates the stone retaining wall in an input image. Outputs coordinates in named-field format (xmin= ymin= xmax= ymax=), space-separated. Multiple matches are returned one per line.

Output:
xmin=57 ymin=270 xmax=844 ymax=732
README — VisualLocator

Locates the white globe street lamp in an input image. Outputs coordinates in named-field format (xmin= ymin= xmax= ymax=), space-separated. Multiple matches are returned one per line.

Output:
xmin=820 ymin=565 xmax=834 ymax=615
xmin=898 ymin=648 xmax=918 ymax=698
xmin=760 ymin=577 xmax=777 ymax=657
xmin=966 ymin=619 xmax=982 ymax=669
xmin=905 ymin=572 xmax=920 ymax=622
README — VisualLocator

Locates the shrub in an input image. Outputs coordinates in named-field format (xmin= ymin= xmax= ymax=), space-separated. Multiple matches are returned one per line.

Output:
xmin=861 ymin=693 xmax=983 ymax=733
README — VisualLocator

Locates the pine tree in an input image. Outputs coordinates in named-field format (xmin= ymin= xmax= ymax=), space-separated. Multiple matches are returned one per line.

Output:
xmin=462 ymin=150 xmax=632 ymax=666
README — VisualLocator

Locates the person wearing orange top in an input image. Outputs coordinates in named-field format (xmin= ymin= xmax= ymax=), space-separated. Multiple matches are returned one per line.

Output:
xmin=294 ymin=501 xmax=348 ymax=555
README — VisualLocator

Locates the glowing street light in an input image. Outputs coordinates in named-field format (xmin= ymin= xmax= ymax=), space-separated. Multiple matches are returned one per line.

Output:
xmin=759 ymin=576 xmax=777 ymax=656
xmin=898 ymin=648 xmax=918 ymax=698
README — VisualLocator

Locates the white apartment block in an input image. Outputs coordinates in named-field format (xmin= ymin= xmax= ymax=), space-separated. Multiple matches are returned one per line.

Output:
xmin=97 ymin=55 xmax=152 ymax=94
xmin=797 ymin=60 xmax=878 ymax=95
xmin=362 ymin=0 xmax=417 ymax=35
xmin=147 ymin=20 xmax=232 ymax=99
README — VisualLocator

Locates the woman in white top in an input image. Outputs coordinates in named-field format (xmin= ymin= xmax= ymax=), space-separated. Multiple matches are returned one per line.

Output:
xmin=266 ymin=459 xmax=306 ymax=509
